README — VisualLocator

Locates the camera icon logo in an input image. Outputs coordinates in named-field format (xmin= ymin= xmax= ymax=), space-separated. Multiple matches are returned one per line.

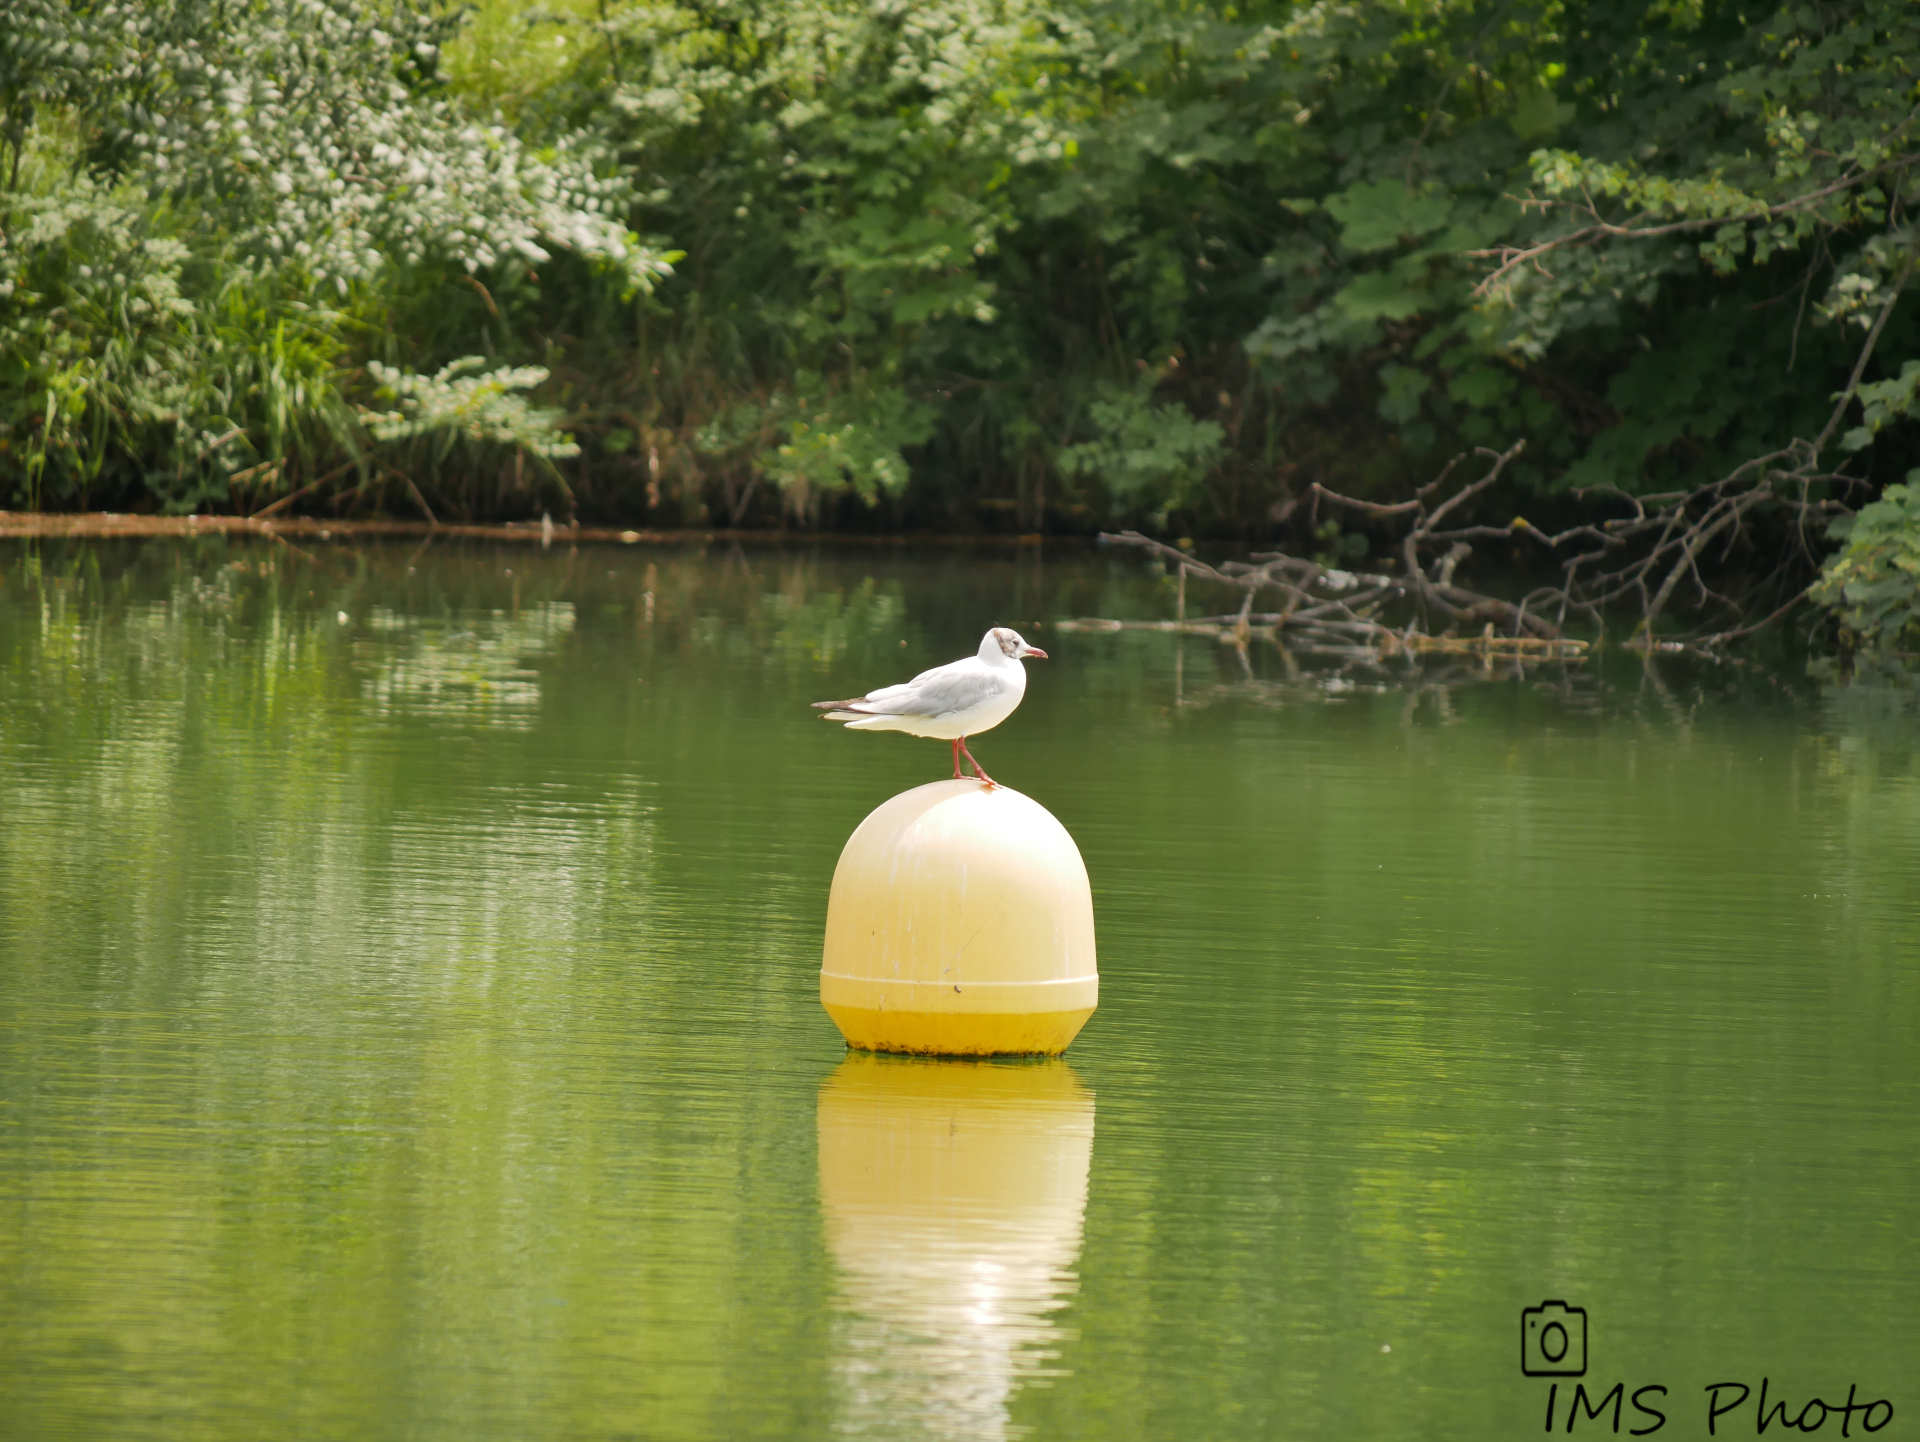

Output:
xmin=1521 ymin=1300 xmax=1588 ymax=1376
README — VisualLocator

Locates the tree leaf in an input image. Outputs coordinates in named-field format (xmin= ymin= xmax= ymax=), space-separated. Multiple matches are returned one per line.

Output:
xmin=1324 ymin=180 xmax=1450 ymax=253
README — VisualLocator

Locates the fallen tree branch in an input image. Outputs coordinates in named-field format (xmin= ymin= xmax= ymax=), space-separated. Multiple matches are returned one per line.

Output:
xmin=1083 ymin=434 xmax=1845 ymax=655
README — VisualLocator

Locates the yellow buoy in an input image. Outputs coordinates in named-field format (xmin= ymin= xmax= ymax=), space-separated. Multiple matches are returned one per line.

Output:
xmin=820 ymin=779 xmax=1098 ymax=1056
xmin=817 ymin=1054 xmax=1094 ymax=1433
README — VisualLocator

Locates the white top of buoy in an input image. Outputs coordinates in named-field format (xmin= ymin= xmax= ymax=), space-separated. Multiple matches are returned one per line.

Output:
xmin=824 ymin=779 xmax=1096 ymax=989
xmin=814 ymin=628 xmax=1048 ymax=741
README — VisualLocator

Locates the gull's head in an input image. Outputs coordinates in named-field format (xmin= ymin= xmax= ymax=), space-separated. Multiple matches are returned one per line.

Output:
xmin=986 ymin=626 xmax=1048 ymax=662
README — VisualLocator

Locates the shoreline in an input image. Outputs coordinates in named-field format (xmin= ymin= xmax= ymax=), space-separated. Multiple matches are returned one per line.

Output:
xmin=0 ymin=512 xmax=1057 ymax=548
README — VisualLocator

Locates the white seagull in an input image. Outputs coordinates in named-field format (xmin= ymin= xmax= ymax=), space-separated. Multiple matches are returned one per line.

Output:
xmin=813 ymin=627 xmax=1049 ymax=787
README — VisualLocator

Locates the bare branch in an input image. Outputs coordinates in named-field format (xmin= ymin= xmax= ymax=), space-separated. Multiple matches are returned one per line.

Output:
xmin=1811 ymin=252 xmax=1916 ymax=457
xmin=1307 ymin=485 xmax=1422 ymax=518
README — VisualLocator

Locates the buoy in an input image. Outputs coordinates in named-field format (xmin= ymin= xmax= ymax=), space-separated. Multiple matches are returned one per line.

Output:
xmin=820 ymin=779 xmax=1098 ymax=1056
xmin=817 ymin=1054 xmax=1094 ymax=1430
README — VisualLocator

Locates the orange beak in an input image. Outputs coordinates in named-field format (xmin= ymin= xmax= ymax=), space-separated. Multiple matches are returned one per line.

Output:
xmin=1023 ymin=646 xmax=1049 ymax=660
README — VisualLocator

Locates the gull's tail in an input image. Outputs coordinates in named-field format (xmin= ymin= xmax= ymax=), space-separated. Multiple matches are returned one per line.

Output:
xmin=812 ymin=698 xmax=873 ymax=722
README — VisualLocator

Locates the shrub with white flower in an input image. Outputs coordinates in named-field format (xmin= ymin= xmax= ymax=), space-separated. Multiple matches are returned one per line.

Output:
xmin=0 ymin=0 xmax=673 ymax=509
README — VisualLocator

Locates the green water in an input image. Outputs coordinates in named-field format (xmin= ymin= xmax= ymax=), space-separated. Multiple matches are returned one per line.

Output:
xmin=1 ymin=537 xmax=1915 ymax=1441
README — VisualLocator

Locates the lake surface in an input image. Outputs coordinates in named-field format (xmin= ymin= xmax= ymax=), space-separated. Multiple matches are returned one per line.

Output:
xmin=1 ymin=535 xmax=1915 ymax=1441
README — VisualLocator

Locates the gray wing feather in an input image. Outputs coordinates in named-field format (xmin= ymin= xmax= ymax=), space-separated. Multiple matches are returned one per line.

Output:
xmin=858 ymin=669 xmax=1007 ymax=718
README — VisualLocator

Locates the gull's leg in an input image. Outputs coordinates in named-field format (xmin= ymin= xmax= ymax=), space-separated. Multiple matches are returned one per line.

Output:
xmin=951 ymin=737 xmax=964 ymax=780
xmin=958 ymin=736 xmax=997 ymax=788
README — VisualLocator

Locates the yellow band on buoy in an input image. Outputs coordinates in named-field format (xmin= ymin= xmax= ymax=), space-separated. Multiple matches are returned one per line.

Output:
xmin=821 ymin=1004 xmax=1096 ymax=1057
xmin=820 ymin=779 xmax=1099 ymax=1057
xmin=819 ymin=972 xmax=1098 ymax=1014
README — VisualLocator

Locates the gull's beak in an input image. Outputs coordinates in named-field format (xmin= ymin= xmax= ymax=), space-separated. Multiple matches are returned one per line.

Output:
xmin=1022 ymin=646 xmax=1049 ymax=660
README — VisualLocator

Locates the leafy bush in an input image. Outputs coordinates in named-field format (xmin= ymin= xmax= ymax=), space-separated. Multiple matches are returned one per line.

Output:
xmin=361 ymin=359 xmax=579 ymax=458
xmin=1812 ymin=479 xmax=1920 ymax=653
xmin=1 ymin=0 xmax=670 ymax=512
xmin=1057 ymin=374 xmax=1226 ymax=526
xmin=695 ymin=382 xmax=939 ymax=518
xmin=478 ymin=0 xmax=1917 ymax=540
xmin=0 ymin=153 xmax=357 ymax=510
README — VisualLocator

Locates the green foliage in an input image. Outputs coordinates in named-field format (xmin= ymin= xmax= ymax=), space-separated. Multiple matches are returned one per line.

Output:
xmin=1325 ymin=182 xmax=1453 ymax=256
xmin=1845 ymin=362 xmax=1920 ymax=453
xmin=1 ymin=0 xmax=667 ymax=512
xmin=1812 ymin=478 xmax=1920 ymax=652
xmin=361 ymin=359 xmax=579 ymax=458
xmin=0 ymin=151 xmax=357 ymax=510
xmin=697 ymin=382 xmax=938 ymax=513
xmin=1057 ymin=374 xmax=1226 ymax=523
xmin=7 ymin=0 xmax=1920 ymax=644
xmin=479 ymin=0 xmax=1081 ymax=516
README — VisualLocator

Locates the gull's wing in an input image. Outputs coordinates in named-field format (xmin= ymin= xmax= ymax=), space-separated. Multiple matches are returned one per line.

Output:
xmin=823 ymin=659 xmax=1009 ymax=719
xmin=872 ymin=665 xmax=1010 ymax=718
xmin=900 ymin=657 xmax=967 ymax=690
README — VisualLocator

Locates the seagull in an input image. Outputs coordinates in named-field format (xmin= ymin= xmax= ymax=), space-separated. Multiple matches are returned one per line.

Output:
xmin=813 ymin=627 xmax=1048 ymax=786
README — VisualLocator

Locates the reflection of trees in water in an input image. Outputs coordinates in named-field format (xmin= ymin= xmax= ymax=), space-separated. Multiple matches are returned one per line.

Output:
xmin=1166 ymin=642 xmax=1609 ymax=721
xmin=1816 ymin=661 xmax=1920 ymax=756
xmin=1 ymin=542 xmax=675 ymax=1436
xmin=689 ymin=572 xmax=907 ymax=670
xmin=819 ymin=1058 xmax=1093 ymax=1442
xmin=362 ymin=602 xmax=575 ymax=725
xmin=0 ymin=552 xmax=657 ymax=997
xmin=1155 ymin=634 xmax=1866 ymax=733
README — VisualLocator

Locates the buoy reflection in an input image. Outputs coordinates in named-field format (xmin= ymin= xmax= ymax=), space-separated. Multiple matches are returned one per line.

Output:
xmin=818 ymin=1053 xmax=1095 ymax=1441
